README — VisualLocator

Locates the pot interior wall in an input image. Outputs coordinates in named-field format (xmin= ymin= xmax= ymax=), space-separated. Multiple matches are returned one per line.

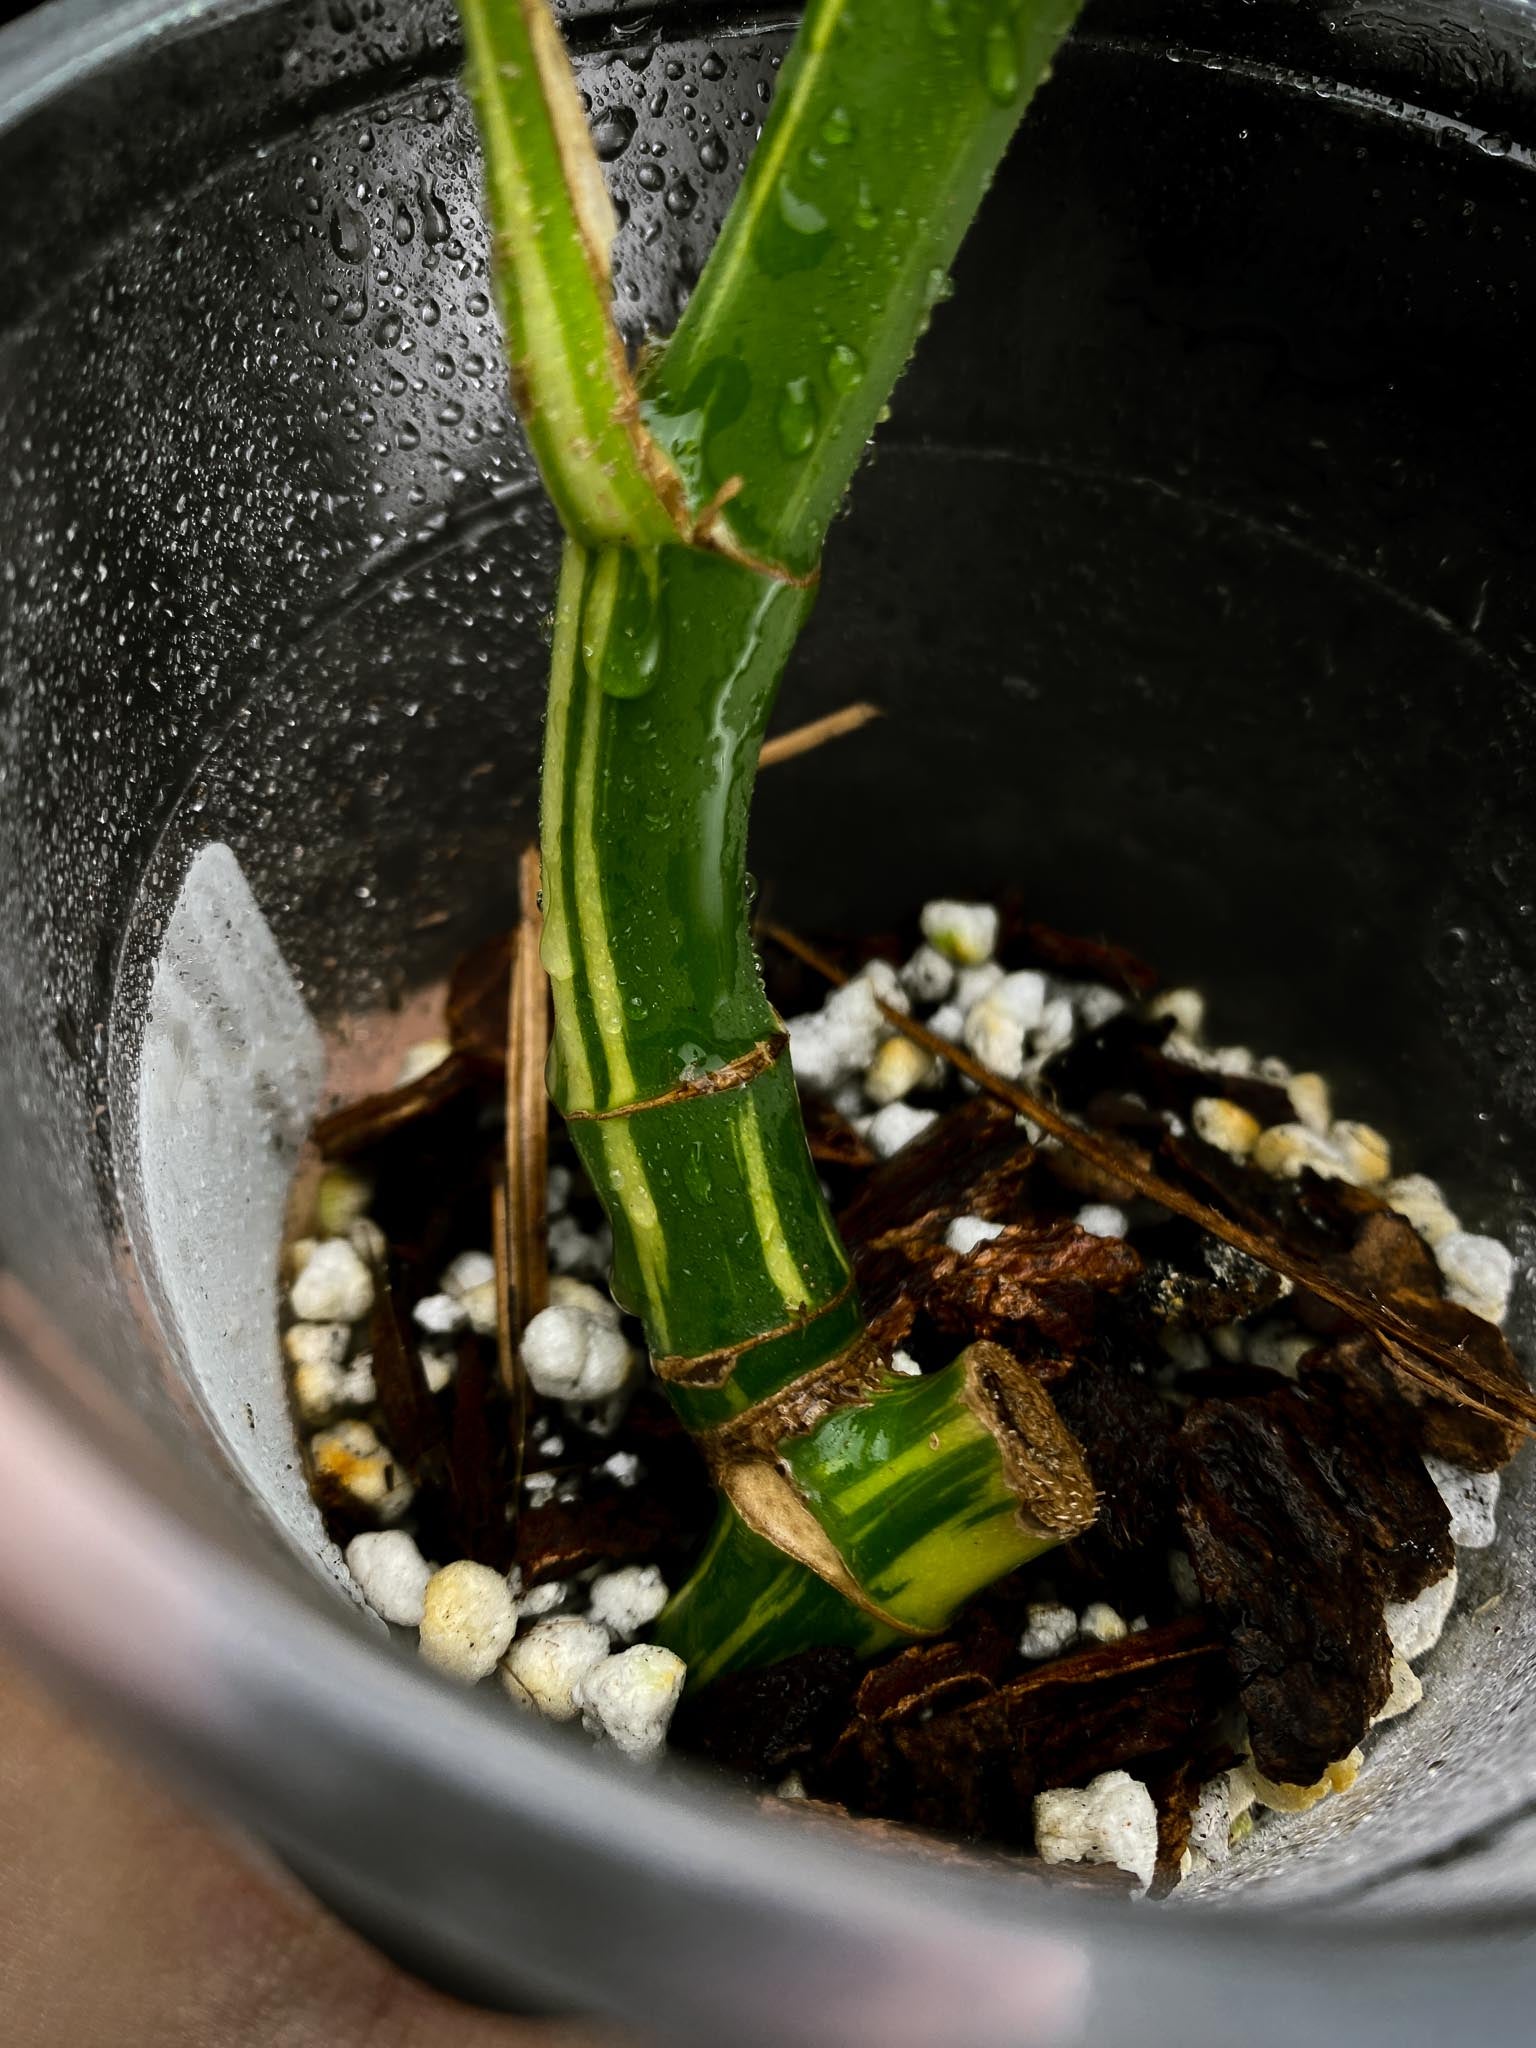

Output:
xmin=2 ymin=0 xmax=1534 ymax=1913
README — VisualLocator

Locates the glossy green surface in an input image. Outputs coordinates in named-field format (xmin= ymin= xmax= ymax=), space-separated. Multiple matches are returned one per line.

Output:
xmin=657 ymin=1501 xmax=899 ymax=1688
xmin=460 ymin=0 xmax=681 ymax=546
xmin=779 ymin=1359 xmax=1056 ymax=1630
xmin=644 ymin=0 xmax=1084 ymax=574
xmin=658 ymin=1357 xmax=1055 ymax=1683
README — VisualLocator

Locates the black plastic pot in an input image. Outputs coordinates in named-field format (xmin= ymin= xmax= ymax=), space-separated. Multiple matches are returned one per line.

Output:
xmin=2 ymin=2 xmax=1536 ymax=2041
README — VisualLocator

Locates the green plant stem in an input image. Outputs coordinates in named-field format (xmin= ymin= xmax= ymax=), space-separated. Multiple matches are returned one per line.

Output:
xmin=462 ymin=0 xmax=1090 ymax=1680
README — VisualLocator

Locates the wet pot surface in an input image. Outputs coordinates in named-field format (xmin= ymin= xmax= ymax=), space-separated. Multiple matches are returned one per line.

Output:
xmin=2 ymin=0 xmax=1536 ymax=2041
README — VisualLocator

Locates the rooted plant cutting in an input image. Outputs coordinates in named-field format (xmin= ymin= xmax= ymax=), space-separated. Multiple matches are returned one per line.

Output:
xmin=281 ymin=0 xmax=1532 ymax=1893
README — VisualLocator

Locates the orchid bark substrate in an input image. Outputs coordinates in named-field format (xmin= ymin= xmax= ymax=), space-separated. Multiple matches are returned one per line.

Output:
xmin=456 ymin=0 xmax=1089 ymax=1681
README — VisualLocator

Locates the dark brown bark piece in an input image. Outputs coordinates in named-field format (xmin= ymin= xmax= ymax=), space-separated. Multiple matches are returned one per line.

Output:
xmin=1294 ymin=1346 xmax=1453 ymax=1601
xmin=1380 ymin=1291 xmax=1527 ymax=1471
xmin=1053 ymin=1353 xmax=1179 ymax=1561
xmin=839 ymin=1096 xmax=1036 ymax=1248
xmin=671 ymin=1647 xmax=859 ymax=1782
xmin=902 ymin=1219 xmax=1143 ymax=1352
xmin=849 ymin=1614 xmax=1014 ymax=1728
xmin=1177 ymin=1381 xmax=1414 ymax=1786
xmin=445 ymin=1333 xmax=513 ymax=1572
xmin=1129 ymin=1224 xmax=1289 ymax=1335
xmin=813 ymin=1618 xmax=1230 ymax=1842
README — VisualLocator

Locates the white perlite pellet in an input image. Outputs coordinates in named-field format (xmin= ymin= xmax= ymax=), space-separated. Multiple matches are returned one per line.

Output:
xmin=419 ymin=1561 xmax=519 ymax=1684
xmin=865 ymin=1102 xmax=938 ymax=1159
xmin=1251 ymin=1122 xmax=1350 ymax=1183
xmin=1384 ymin=1568 xmax=1458 ymax=1663
xmin=1079 ymin=1602 xmax=1128 ymax=1646
xmin=576 ymin=1644 xmax=687 ymax=1761
xmin=786 ymin=962 xmax=908 ymax=1095
xmin=345 ymin=1530 xmax=435 ymax=1627
xmin=460 ymin=1280 xmax=499 ymax=1337
xmin=502 ymin=1617 xmax=611 ymax=1721
xmin=548 ymin=1275 xmax=622 ymax=1325
xmin=963 ymin=990 xmax=1027 ymax=1080
xmin=1423 ymin=1456 xmax=1501 ymax=1550
xmin=1435 ymin=1231 xmax=1516 ymax=1325
xmin=517 ymin=1579 xmax=573 ymax=1620
xmin=522 ymin=1302 xmax=634 ymax=1402
xmin=1372 ymin=1654 xmax=1424 ymax=1726
xmin=1384 ymin=1173 xmax=1460 ymax=1248
xmin=1149 ymin=988 xmax=1204 ymax=1038
xmin=290 ymin=1238 xmax=374 ymax=1323
xmin=1285 ymin=1071 xmax=1332 ymax=1135
xmin=889 ymin=1349 xmax=923 ymax=1378
xmin=1075 ymin=1203 xmax=1128 ymax=1239
xmin=588 ymin=1564 xmax=669 ymax=1642
xmin=1019 ymin=1602 xmax=1078 ymax=1661
xmin=1191 ymin=1096 xmax=1261 ymax=1161
xmin=1330 ymin=1119 xmax=1392 ymax=1186
xmin=413 ymin=1291 xmax=467 ymax=1337
xmin=919 ymin=899 xmax=998 ymax=967
xmin=899 ymin=942 xmax=956 ymax=1004
xmin=864 ymin=1034 xmax=939 ymax=1106
xmin=290 ymin=1348 xmax=377 ymax=1425
xmin=309 ymin=1419 xmax=413 ymax=1521
xmin=1069 ymin=983 xmax=1127 ymax=1033
xmin=442 ymin=1249 xmax=496 ymax=1298
xmin=945 ymin=1214 xmax=1004 ymax=1256
xmin=1034 ymin=1771 xmax=1159 ymax=1894
xmin=283 ymin=1321 xmax=350 ymax=1376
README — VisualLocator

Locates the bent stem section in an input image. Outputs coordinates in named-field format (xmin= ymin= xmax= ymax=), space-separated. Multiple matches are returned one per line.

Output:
xmin=465 ymin=0 xmax=1092 ymax=1679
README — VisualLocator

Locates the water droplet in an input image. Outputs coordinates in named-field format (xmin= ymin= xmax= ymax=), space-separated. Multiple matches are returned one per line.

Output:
xmin=700 ymin=50 xmax=726 ymax=80
xmin=437 ymin=398 xmax=465 ymax=426
xmin=826 ymin=342 xmax=863 ymax=394
xmin=393 ymin=201 xmax=415 ymax=244
xmin=417 ymin=176 xmax=451 ymax=244
xmin=463 ymin=352 xmax=487 ymax=378
xmin=852 ymin=178 xmax=880 ymax=231
xmin=982 ymin=22 xmax=1020 ymax=104
xmin=591 ymin=106 xmax=637 ymax=162
xmin=636 ymin=161 xmax=665 ymax=192
xmin=776 ymin=376 xmax=818 ymax=457
xmin=433 ymin=351 xmax=455 ymax=378
xmin=376 ymin=310 xmax=402 ymax=347
xmin=466 ymin=289 xmax=490 ymax=316
xmin=423 ymin=87 xmax=451 ymax=123
xmin=338 ymin=288 xmax=368 ymax=326
xmin=821 ymin=105 xmax=854 ymax=146
xmin=699 ymin=132 xmax=728 ymax=173
xmin=418 ymin=294 xmax=441 ymax=326
xmin=649 ymin=87 xmax=668 ymax=116
xmin=665 ymin=177 xmax=698 ymax=218
xmin=329 ymin=202 xmax=368 ymax=264
xmin=397 ymin=420 xmax=420 ymax=450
